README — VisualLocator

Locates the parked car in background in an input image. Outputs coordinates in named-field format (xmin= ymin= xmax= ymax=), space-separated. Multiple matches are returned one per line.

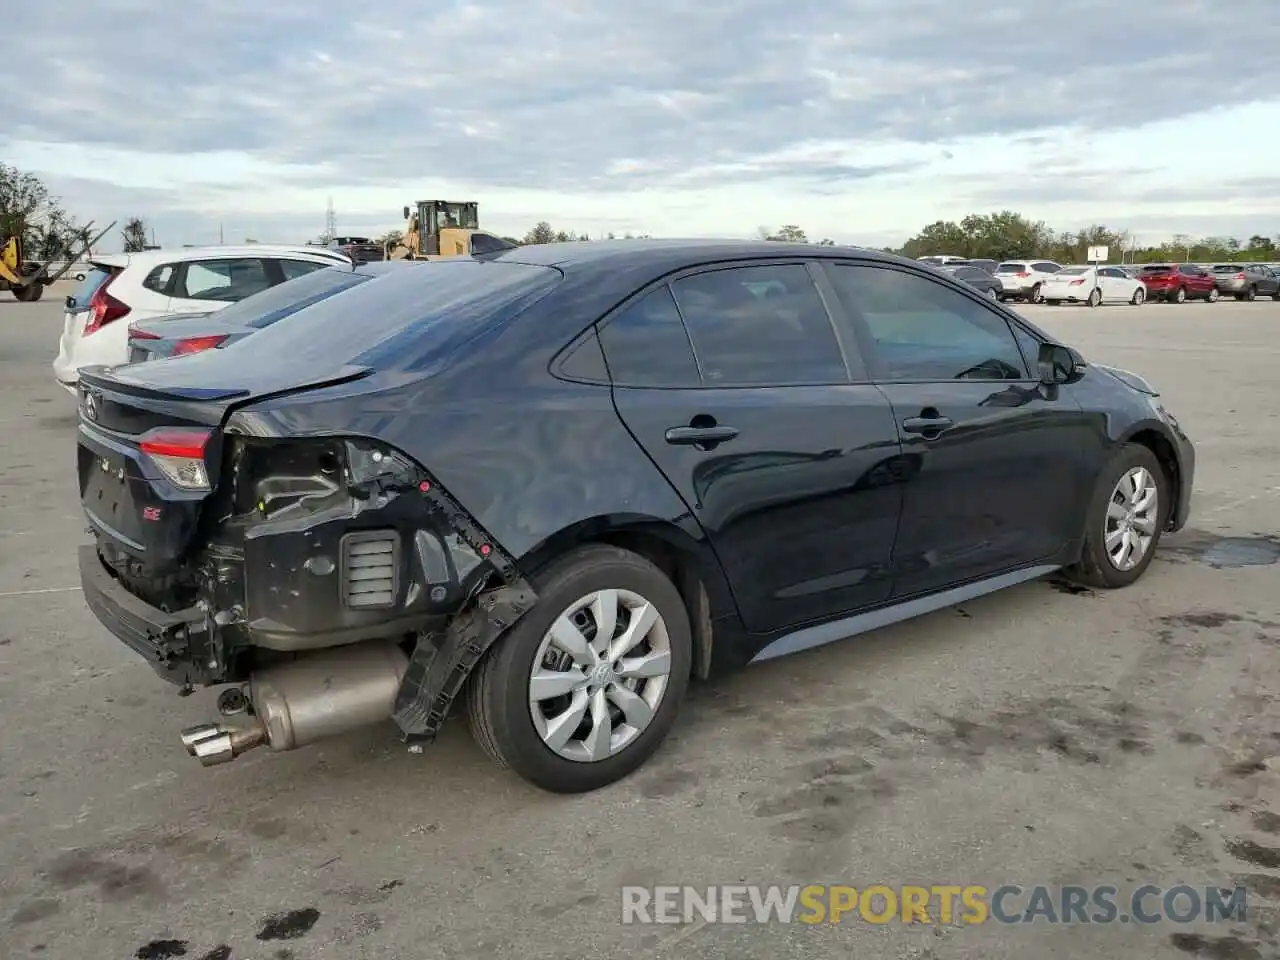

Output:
xmin=127 ymin=261 xmax=411 ymax=361
xmin=327 ymin=236 xmax=385 ymax=264
xmin=916 ymin=255 xmax=968 ymax=266
xmin=941 ymin=263 xmax=1002 ymax=299
xmin=1210 ymin=263 xmax=1280 ymax=301
xmin=75 ymin=240 xmax=1194 ymax=793
xmin=1137 ymin=264 xmax=1218 ymax=303
xmin=956 ymin=258 xmax=1000 ymax=274
xmin=52 ymin=245 xmax=350 ymax=392
xmin=1041 ymin=266 xmax=1147 ymax=306
xmin=993 ymin=260 xmax=1062 ymax=302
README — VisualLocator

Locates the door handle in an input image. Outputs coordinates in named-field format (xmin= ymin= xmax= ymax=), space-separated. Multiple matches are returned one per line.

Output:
xmin=901 ymin=416 xmax=954 ymax=436
xmin=664 ymin=425 xmax=739 ymax=446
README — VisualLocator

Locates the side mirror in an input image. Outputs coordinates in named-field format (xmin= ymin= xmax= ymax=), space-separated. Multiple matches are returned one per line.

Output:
xmin=1038 ymin=343 xmax=1086 ymax=384
xmin=402 ymin=205 xmax=411 ymax=220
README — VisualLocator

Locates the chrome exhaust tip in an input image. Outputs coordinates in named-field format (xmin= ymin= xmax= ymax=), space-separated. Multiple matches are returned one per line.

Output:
xmin=179 ymin=721 xmax=267 ymax=766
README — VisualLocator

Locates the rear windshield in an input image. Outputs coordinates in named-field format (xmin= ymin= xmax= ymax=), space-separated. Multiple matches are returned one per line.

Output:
xmin=996 ymin=263 xmax=1025 ymax=272
xmin=1212 ymin=264 xmax=1243 ymax=273
xmin=1141 ymin=265 xmax=1174 ymax=273
xmin=207 ymin=266 xmax=372 ymax=329
xmin=68 ymin=266 xmax=116 ymax=312
xmin=219 ymin=259 xmax=562 ymax=373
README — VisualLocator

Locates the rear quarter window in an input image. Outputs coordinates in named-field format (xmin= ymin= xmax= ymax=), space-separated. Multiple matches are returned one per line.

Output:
xmin=68 ymin=267 xmax=116 ymax=311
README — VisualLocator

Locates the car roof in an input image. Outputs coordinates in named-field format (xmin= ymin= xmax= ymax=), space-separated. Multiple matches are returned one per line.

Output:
xmin=90 ymin=245 xmax=352 ymax=270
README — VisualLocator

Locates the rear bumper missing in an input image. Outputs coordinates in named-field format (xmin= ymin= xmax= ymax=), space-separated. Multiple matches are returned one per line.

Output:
xmin=78 ymin=545 xmax=211 ymax=685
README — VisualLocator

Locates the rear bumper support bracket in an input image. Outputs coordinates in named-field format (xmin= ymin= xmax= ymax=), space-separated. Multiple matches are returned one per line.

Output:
xmin=392 ymin=580 xmax=537 ymax=740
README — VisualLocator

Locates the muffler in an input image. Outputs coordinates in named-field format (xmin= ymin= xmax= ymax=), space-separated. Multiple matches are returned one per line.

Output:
xmin=180 ymin=640 xmax=409 ymax=767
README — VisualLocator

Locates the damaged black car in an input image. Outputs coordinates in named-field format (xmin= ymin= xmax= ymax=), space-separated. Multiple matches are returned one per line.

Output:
xmin=76 ymin=240 xmax=1194 ymax=793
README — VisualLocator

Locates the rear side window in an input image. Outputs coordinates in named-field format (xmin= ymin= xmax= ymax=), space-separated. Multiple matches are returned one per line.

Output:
xmin=670 ymin=264 xmax=846 ymax=386
xmin=278 ymin=259 xmax=328 ymax=281
xmin=1179 ymin=264 xmax=1202 ymax=276
xmin=598 ymin=286 xmax=700 ymax=387
xmin=143 ymin=264 xmax=175 ymax=294
xmin=179 ymin=258 xmax=271 ymax=302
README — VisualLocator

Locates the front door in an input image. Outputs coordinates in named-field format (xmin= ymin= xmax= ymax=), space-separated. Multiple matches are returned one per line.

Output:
xmin=599 ymin=262 xmax=906 ymax=633
xmin=822 ymin=261 xmax=1095 ymax=597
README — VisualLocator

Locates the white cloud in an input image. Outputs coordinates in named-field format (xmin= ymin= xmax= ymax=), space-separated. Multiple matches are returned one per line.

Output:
xmin=3 ymin=0 xmax=1280 ymax=249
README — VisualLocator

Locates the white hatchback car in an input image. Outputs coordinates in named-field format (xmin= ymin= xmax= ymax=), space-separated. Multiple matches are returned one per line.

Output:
xmin=52 ymin=245 xmax=350 ymax=393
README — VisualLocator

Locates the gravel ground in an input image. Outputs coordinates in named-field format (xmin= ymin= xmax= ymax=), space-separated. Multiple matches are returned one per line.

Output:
xmin=1 ymin=292 xmax=1277 ymax=960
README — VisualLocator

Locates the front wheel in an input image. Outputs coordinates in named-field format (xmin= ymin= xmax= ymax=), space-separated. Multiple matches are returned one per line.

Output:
xmin=467 ymin=544 xmax=692 ymax=793
xmin=1130 ymin=287 xmax=1146 ymax=305
xmin=1245 ymin=285 xmax=1256 ymax=302
xmin=1063 ymin=444 xmax=1168 ymax=590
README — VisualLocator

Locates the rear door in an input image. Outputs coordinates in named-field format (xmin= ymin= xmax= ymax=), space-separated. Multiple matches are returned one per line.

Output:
xmin=821 ymin=261 xmax=1094 ymax=597
xmin=167 ymin=258 xmax=275 ymax=314
xmin=601 ymin=260 xmax=905 ymax=633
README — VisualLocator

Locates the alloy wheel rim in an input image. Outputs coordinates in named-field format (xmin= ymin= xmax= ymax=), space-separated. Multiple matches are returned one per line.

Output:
xmin=528 ymin=589 xmax=672 ymax=763
xmin=1135 ymin=289 xmax=1144 ymax=304
xmin=1105 ymin=466 xmax=1159 ymax=571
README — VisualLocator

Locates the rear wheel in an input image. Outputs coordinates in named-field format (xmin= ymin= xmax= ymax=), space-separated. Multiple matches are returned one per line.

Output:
xmin=1030 ymin=283 xmax=1043 ymax=303
xmin=1087 ymin=287 xmax=1102 ymax=307
xmin=1174 ymin=286 xmax=1187 ymax=303
xmin=985 ymin=287 xmax=997 ymax=301
xmin=467 ymin=544 xmax=692 ymax=793
xmin=1063 ymin=444 xmax=1168 ymax=590
xmin=13 ymin=280 xmax=43 ymax=302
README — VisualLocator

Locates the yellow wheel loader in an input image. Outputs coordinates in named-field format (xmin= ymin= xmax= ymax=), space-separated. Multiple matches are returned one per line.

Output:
xmin=388 ymin=201 xmax=516 ymax=260
xmin=1 ymin=220 xmax=116 ymax=302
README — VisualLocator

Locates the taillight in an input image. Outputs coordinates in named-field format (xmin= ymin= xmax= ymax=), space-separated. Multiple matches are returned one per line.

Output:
xmin=82 ymin=274 xmax=129 ymax=336
xmin=1235 ymin=272 xmax=1246 ymax=280
xmin=1016 ymin=271 xmax=1030 ymax=278
xmin=139 ymin=427 xmax=212 ymax=491
xmin=172 ymin=334 xmax=230 ymax=356
xmin=1069 ymin=279 xmax=1084 ymax=286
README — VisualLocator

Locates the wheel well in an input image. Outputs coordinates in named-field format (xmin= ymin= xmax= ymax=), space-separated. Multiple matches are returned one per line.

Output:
xmin=594 ymin=529 xmax=713 ymax=681
xmin=1127 ymin=429 xmax=1180 ymax=510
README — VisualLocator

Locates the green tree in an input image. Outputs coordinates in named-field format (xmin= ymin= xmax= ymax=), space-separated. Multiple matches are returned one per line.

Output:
xmin=121 ymin=217 xmax=148 ymax=252
xmin=523 ymin=222 xmax=557 ymax=244
xmin=759 ymin=224 xmax=808 ymax=242
xmin=0 ymin=163 xmax=84 ymax=259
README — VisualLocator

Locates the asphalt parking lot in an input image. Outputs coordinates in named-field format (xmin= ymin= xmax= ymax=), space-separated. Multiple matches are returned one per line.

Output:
xmin=2 ymin=291 xmax=1278 ymax=960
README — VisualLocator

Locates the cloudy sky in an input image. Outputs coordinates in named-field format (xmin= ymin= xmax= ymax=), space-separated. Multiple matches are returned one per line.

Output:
xmin=6 ymin=0 xmax=1280 ymax=250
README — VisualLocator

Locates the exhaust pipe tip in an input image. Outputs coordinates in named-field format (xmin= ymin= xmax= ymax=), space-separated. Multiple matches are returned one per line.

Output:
xmin=180 ymin=723 xmax=224 ymax=757
xmin=179 ymin=721 xmax=266 ymax=766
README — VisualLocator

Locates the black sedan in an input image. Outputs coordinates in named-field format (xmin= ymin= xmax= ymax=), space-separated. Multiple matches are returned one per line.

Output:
xmin=941 ymin=263 xmax=1003 ymax=300
xmin=74 ymin=240 xmax=1194 ymax=793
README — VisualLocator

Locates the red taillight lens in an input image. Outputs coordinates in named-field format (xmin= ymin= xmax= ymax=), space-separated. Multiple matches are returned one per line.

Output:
xmin=1235 ymin=272 xmax=1246 ymax=280
xmin=172 ymin=334 xmax=230 ymax=356
xmin=139 ymin=427 xmax=213 ymax=491
xmin=82 ymin=274 xmax=129 ymax=336
xmin=1016 ymin=271 xmax=1030 ymax=278
xmin=128 ymin=327 xmax=162 ymax=341
xmin=1069 ymin=279 xmax=1084 ymax=285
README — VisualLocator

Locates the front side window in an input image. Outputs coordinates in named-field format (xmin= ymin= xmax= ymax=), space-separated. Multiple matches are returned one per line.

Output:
xmin=670 ymin=263 xmax=846 ymax=386
xmin=827 ymin=265 xmax=1028 ymax=382
xmin=180 ymin=258 xmax=271 ymax=302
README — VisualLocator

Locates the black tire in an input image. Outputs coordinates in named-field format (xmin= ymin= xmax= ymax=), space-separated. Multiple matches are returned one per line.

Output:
xmin=1271 ymin=288 xmax=1280 ymax=301
xmin=1087 ymin=287 xmax=1102 ymax=307
xmin=467 ymin=544 xmax=692 ymax=793
xmin=1234 ymin=293 xmax=1244 ymax=301
xmin=1174 ymin=286 xmax=1187 ymax=303
xmin=1130 ymin=287 xmax=1145 ymax=305
xmin=14 ymin=280 xmax=43 ymax=302
xmin=1207 ymin=287 xmax=1219 ymax=302
xmin=1245 ymin=285 xmax=1256 ymax=302
xmin=1062 ymin=444 xmax=1170 ymax=590
xmin=1030 ymin=283 xmax=1043 ymax=303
